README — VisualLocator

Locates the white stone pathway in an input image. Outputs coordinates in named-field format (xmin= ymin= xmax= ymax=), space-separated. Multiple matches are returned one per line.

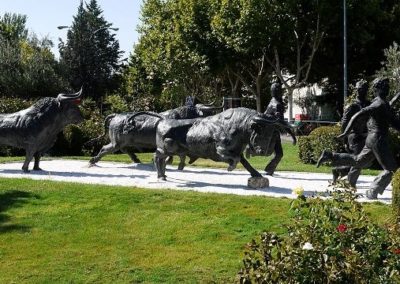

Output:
xmin=0 ymin=160 xmax=392 ymax=204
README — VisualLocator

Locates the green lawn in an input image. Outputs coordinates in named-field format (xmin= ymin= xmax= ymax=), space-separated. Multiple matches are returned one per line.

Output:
xmin=0 ymin=178 xmax=392 ymax=283
xmin=0 ymin=141 xmax=388 ymax=282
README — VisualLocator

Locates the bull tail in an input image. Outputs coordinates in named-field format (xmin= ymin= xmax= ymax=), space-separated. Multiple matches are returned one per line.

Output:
xmin=84 ymin=114 xmax=116 ymax=147
xmin=126 ymin=111 xmax=164 ymax=125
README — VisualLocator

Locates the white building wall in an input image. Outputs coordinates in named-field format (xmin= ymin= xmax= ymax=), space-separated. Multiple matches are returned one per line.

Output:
xmin=284 ymin=83 xmax=336 ymax=121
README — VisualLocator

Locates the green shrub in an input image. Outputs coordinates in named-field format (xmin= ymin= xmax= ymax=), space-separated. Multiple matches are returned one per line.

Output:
xmin=309 ymin=126 xmax=344 ymax=162
xmin=0 ymin=96 xmax=31 ymax=113
xmin=104 ymin=94 xmax=129 ymax=115
xmin=0 ymin=97 xmax=32 ymax=156
xmin=392 ymin=170 xmax=400 ymax=221
xmin=298 ymin=126 xmax=345 ymax=164
xmin=52 ymin=98 xmax=105 ymax=156
xmin=389 ymin=129 xmax=400 ymax=165
xmin=298 ymin=136 xmax=313 ymax=164
xmin=237 ymin=188 xmax=400 ymax=283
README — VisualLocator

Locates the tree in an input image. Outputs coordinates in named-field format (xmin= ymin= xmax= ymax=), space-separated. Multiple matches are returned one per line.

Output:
xmin=0 ymin=13 xmax=66 ymax=98
xmin=313 ymin=0 xmax=400 ymax=103
xmin=59 ymin=0 xmax=122 ymax=102
xmin=376 ymin=42 xmax=400 ymax=100
xmin=129 ymin=0 xmax=400 ymax=114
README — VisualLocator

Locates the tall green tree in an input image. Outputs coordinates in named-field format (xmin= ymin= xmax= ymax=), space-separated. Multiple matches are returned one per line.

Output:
xmin=0 ymin=13 xmax=65 ymax=98
xmin=59 ymin=0 xmax=122 ymax=102
xmin=129 ymin=0 xmax=400 ymax=113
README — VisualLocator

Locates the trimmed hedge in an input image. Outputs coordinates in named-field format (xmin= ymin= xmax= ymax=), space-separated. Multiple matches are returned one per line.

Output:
xmin=392 ymin=169 xmax=400 ymax=220
xmin=298 ymin=135 xmax=313 ymax=164
xmin=298 ymin=125 xmax=345 ymax=164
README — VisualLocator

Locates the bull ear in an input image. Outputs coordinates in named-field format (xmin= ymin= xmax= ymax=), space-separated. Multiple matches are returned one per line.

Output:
xmin=57 ymin=87 xmax=83 ymax=103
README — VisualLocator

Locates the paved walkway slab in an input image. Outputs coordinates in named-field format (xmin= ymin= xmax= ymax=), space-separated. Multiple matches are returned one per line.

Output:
xmin=0 ymin=160 xmax=392 ymax=203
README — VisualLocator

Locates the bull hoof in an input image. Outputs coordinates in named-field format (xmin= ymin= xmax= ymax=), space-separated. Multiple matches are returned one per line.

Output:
xmin=22 ymin=168 xmax=30 ymax=173
xmin=247 ymin=176 xmax=269 ymax=189
xmin=158 ymin=175 xmax=167 ymax=181
xmin=33 ymin=167 xmax=43 ymax=171
xmin=227 ymin=164 xmax=237 ymax=171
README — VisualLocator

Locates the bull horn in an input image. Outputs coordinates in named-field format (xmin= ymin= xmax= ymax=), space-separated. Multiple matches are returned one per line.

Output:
xmin=195 ymin=99 xmax=216 ymax=107
xmin=57 ymin=87 xmax=83 ymax=102
xmin=251 ymin=116 xmax=280 ymax=125
xmin=196 ymin=104 xmax=224 ymax=111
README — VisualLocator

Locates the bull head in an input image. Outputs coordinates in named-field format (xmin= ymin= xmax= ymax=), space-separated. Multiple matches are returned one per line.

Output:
xmin=57 ymin=87 xmax=83 ymax=104
xmin=247 ymin=114 xmax=296 ymax=157
xmin=251 ymin=115 xmax=296 ymax=146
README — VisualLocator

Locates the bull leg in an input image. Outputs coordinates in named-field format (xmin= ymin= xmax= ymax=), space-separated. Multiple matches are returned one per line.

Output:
xmin=240 ymin=154 xmax=262 ymax=177
xmin=177 ymin=155 xmax=186 ymax=171
xmin=154 ymin=149 xmax=167 ymax=180
xmin=33 ymin=153 xmax=42 ymax=171
xmin=227 ymin=160 xmax=238 ymax=171
xmin=122 ymin=148 xmax=141 ymax=163
xmin=188 ymin=156 xmax=198 ymax=165
xmin=22 ymin=150 xmax=34 ymax=172
xmin=89 ymin=143 xmax=116 ymax=165
xmin=128 ymin=153 xmax=141 ymax=163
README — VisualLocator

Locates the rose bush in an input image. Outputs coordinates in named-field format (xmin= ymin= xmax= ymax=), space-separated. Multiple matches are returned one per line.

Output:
xmin=237 ymin=188 xmax=400 ymax=283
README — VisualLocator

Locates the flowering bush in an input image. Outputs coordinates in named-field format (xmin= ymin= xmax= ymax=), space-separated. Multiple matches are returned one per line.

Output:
xmin=292 ymin=186 xmax=304 ymax=197
xmin=237 ymin=188 xmax=400 ymax=283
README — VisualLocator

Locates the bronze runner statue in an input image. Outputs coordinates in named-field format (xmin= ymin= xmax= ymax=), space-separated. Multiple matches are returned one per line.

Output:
xmin=317 ymin=78 xmax=400 ymax=199
xmin=263 ymin=81 xmax=285 ymax=175
xmin=332 ymin=80 xmax=370 ymax=186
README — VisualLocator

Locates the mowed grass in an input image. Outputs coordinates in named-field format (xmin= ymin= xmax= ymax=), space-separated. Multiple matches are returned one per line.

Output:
xmin=0 ymin=178 xmax=392 ymax=283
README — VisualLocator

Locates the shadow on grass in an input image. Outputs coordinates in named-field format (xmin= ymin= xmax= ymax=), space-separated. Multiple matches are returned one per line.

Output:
xmin=0 ymin=190 xmax=38 ymax=233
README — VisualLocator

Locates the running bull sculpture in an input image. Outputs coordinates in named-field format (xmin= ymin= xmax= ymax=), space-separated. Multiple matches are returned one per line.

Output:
xmin=132 ymin=107 xmax=296 ymax=188
xmin=0 ymin=89 xmax=83 ymax=172
xmin=87 ymin=102 xmax=222 ymax=167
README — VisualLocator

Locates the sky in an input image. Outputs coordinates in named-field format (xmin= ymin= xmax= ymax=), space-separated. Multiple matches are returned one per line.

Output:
xmin=0 ymin=0 xmax=143 ymax=59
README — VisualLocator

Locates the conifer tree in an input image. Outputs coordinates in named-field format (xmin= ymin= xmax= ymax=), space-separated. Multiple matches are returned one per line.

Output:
xmin=59 ymin=0 xmax=122 ymax=101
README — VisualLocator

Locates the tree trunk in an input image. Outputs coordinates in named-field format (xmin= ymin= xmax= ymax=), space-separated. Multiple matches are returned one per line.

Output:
xmin=256 ymin=77 xmax=262 ymax=112
xmin=287 ymin=89 xmax=294 ymax=122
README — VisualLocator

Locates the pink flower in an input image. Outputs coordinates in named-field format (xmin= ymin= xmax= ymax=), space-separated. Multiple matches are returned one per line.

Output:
xmin=393 ymin=248 xmax=400 ymax=255
xmin=337 ymin=224 xmax=347 ymax=233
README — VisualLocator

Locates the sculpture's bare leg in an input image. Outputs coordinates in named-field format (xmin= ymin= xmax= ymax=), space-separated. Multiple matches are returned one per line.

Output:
xmin=165 ymin=156 xmax=173 ymax=165
xmin=89 ymin=143 xmax=116 ymax=165
xmin=33 ymin=153 xmax=42 ymax=170
xmin=240 ymin=154 xmax=262 ymax=177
